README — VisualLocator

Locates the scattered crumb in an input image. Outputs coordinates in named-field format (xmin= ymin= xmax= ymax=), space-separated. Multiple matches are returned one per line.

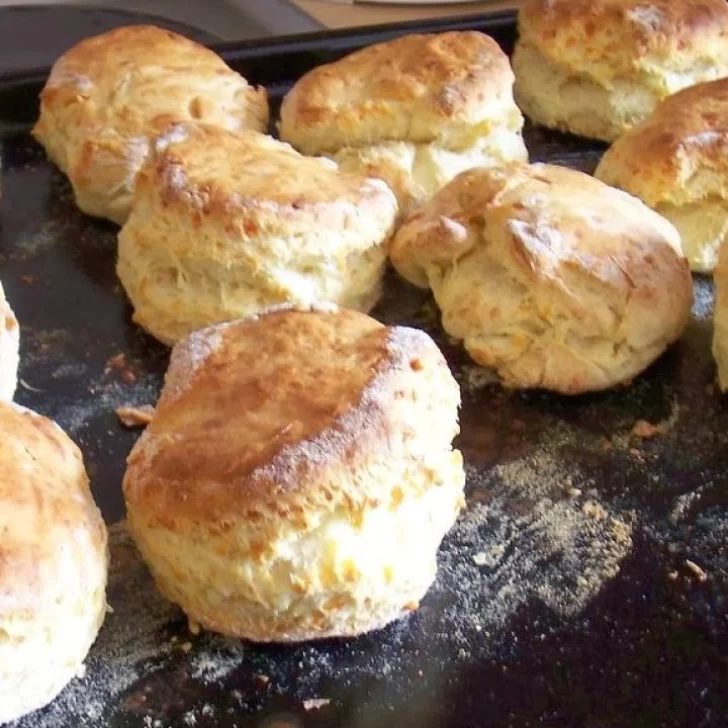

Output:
xmin=183 ymin=713 xmax=197 ymax=726
xmin=303 ymin=698 xmax=331 ymax=711
xmin=180 ymin=642 xmax=192 ymax=653
xmin=116 ymin=405 xmax=155 ymax=428
xmin=254 ymin=674 xmax=270 ymax=689
xmin=685 ymin=559 xmax=708 ymax=583
xmin=667 ymin=571 xmax=678 ymax=581
xmin=582 ymin=501 xmax=608 ymax=521
xmin=472 ymin=552 xmax=488 ymax=566
xmin=121 ymin=369 xmax=137 ymax=384
xmin=567 ymin=488 xmax=583 ymax=498
xmin=632 ymin=419 xmax=661 ymax=439
xmin=201 ymin=705 xmax=214 ymax=717
xmin=188 ymin=620 xmax=201 ymax=636
xmin=105 ymin=352 xmax=127 ymax=374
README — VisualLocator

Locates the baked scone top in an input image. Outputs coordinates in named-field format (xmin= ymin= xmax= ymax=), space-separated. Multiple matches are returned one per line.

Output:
xmin=124 ymin=305 xmax=460 ymax=524
xmin=133 ymin=123 xmax=398 ymax=259
xmin=0 ymin=402 xmax=107 ymax=618
xmin=596 ymin=77 xmax=728 ymax=207
xmin=391 ymin=162 xmax=685 ymax=287
xmin=279 ymin=31 xmax=517 ymax=155
xmin=519 ymin=0 xmax=728 ymax=89
xmin=34 ymin=25 xmax=268 ymax=148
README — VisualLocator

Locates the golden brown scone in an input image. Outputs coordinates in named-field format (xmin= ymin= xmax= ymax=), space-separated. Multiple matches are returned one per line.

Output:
xmin=279 ymin=31 xmax=527 ymax=214
xmin=514 ymin=0 xmax=728 ymax=142
xmin=712 ymin=243 xmax=728 ymax=389
xmin=33 ymin=25 xmax=268 ymax=224
xmin=0 ymin=280 xmax=19 ymax=401
xmin=0 ymin=401 xmax=108 ymax=724
xmin=596 ymin=78 xmax=728 ymax=273
xmin=123 ymin=304 xmax=465 ymax=642
xmin=390 ymin=163 xmax=693 ymax=394
xmin=117 ymin=124 xmax=398 ymax=346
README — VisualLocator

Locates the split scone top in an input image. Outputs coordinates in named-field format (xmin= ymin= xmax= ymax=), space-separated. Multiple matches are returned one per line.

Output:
xmin=0 ymin=402 xmax=108 ymax=724
xmin=279 ymin=31 xmax=527 ymax=214
xmin=390 ymin=163 xmax=693 ymax=395
xmin=123 ymin=304 xmax=465 ymax=642
xmin=0 ymin=280 xmax=19 ymax=401
xmin=596 ymin=77 xmax=728 ymax=274
xmin=117 ymin=123 xmax=398 ymax=346
xmin=33 ymin=25 xmax=268 ymax=225
xmin=513 ymin=0 xmax=728 ymax=142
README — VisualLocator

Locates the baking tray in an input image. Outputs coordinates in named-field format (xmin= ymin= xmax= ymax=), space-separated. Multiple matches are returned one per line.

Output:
xmin=1 ymin=10 xmax=727 ymax=728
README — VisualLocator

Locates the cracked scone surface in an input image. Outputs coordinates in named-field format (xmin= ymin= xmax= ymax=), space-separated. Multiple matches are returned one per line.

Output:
xmin=514 ymin=0 xmax=728 ymax=141
xmin=32 ymin=25 xmax=268 ymax=225
xmin=279 ymin=31 xmax=527 ymax=214
xmin=0 ymin=401 xmax=108 ymax=724
xmin=123 ymin=304 xmax=465 ymax=642
xmin=596 ymin=77 xmax=728 ymax=273
xmin=116 ymin=124 xmax=398 ymax=346
xmin=0 ymin=279 xmax=19 ymax=401
xmin=390 ymin=163 xmax=693 ymax=394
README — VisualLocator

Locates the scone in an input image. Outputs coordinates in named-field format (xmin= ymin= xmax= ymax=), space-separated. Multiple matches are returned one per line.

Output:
xmin=0 ymin=280 xmax=19 ymax=401
xmin=0 ymin=401 xmax=108 ymax=724
xmin=514 ymin=0 xmax=728 ymax=142
xmin=596 ymin=78 xmax=728 ymax=273
xmin=123 ymin=304 xmax=465 ymax=642
xmin=390 ymin=163 xmax=693 ymax=395
xmin=117 ymin=124 xmax=398 ymax=346
xmin=279 ymin=31 xmax=527 ymax=214
xmin=33 ymin=25 xmax=268 ymax=224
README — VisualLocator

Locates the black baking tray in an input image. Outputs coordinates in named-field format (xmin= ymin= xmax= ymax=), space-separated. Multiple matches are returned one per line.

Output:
xmin=1 ymin=10 xmax=727 ymax=728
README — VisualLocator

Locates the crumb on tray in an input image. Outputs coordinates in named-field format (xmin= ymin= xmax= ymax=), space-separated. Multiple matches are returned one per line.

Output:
xmin=116 ymin=405 xmax=155 ymax=428
xmin=303 ymin=698 xmax=331 ymax=711
xmin=632 ymin=419 xmax=661 ymax=439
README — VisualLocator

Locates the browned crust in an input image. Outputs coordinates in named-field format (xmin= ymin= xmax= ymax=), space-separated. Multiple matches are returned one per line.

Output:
xmin=132 ymin=123 xmax=398 ymax=263
xmin=279 ymin=31 xmax=515 ymax=154
xmin=518 ymin=0 xmax=728 ymax=80
xmin=123 ymin=305 xmax=455 ymax=525
xmin=0 ymin=402 xmax=108 ymax=617
xmin=595 ymin=77 xmax=728 ymax=206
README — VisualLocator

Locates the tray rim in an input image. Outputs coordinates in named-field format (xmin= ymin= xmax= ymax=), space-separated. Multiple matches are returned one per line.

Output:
xmin=0 ymin=7 xmax=518 ymax=91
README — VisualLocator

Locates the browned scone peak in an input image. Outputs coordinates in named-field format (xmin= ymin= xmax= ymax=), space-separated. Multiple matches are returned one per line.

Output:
xmin=596 ymin=77 xmax=728 ymax=208
xmin=125 ymin=304 xmax=454 ymax=523
xmin=279 ymin=30 xmax=517 ymax=154
xmin=519 ymin=0 xmax=728 ymax=82
xmin=143 ymin=124 xmax=393 ymax=238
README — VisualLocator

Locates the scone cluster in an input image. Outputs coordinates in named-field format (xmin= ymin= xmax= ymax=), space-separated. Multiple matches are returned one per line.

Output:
xmin=18 ymin=7 xmax=728 ymax=716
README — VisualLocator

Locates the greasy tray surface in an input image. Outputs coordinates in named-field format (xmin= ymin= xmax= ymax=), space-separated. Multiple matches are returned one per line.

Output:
xmin=1 ymin=12 xmax=727 ymax=728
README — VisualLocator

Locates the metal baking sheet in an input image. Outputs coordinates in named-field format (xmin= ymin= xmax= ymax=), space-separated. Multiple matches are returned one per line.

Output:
xmin=1 ymin=11 xmax=726 ymax=728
